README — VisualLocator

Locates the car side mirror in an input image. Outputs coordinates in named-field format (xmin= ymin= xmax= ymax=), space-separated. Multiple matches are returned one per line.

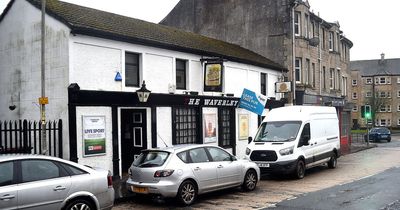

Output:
xmin=231 ymin=156 xmax=237 ymax=161
xmin=248 ymin=136 xmax=253 ymax=144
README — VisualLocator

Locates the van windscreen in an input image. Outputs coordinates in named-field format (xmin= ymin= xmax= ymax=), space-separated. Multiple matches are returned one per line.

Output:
xmin=254 ymin=121 xmax=302 ymax=142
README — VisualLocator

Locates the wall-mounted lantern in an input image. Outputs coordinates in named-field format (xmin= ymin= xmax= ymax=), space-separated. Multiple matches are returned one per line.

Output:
xmin=136 ymin=80 xmax=151 ymax=102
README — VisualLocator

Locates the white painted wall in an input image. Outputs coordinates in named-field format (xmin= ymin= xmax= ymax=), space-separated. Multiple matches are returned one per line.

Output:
xmin=156 ymin=107 xmax=172 ymax=146
xmin=76 ymin=106 xmax=113 ymax=173
xmin=0 ymin=0 xmax=71 ymax=158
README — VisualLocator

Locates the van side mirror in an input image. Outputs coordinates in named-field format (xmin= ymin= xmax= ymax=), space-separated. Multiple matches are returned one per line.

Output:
xmin=301 ymin=134 xmax=310 ymax=146
xmin=248 ymin=136 xmax=253 ymax=143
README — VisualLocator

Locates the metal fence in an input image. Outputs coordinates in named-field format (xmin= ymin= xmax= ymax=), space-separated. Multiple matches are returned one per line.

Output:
xmin=0 ymin=120 xmax=63 ymax=157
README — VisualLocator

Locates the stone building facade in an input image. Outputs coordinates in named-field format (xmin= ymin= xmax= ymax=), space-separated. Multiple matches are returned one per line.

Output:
xmin=161 ymin=0 xmax=353 ymax=150
xmin=350 ymin=54 xmax=400 ymax=129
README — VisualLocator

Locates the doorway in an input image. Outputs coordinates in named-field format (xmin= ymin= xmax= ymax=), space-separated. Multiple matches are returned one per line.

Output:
xmin=121 ymin=109 xmax=147 ymax=173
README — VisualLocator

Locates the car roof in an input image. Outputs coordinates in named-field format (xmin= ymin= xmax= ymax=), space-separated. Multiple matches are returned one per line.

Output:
xmin=143 ymin=144 xmax=221 ymax=153
xmin=0 ymin=154 xmax=93 ymax=172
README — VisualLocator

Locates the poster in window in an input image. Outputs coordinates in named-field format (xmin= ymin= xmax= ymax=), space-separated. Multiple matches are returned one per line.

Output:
xmin=204 ymin=63 xmax=223 ymax=92
xmin=82 ymin=116 xmax=106 ymax=156
xmin=203 ymin=114 xmax=217 ymax=143
xmin=239 ymin=114 xmax=249 ymax=140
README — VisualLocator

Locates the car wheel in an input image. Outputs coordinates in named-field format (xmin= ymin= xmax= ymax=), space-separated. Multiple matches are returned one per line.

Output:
xmin=294 ymin=159 xmax=305 ymax=179
xmin=242 ymin=169 xmax=257 ymax=191
xmin=328 ymin=154 xmax=337 ymax=169
xmin=388 ymin=138 xmax=391 ymax=142
xmin=177 ymin=180 xmax=197 ymax=206
xmin=64 ymin=199 xmax=94 ymax=210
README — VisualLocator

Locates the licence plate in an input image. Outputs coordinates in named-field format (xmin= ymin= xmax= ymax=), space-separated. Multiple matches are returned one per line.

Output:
xmin=381 ymin=135 xmax=387 ymax=138
xmin=131 ymin=186 xmax=149 ymax=194
xmin=257 ymin=163 xmax=270 ymax=168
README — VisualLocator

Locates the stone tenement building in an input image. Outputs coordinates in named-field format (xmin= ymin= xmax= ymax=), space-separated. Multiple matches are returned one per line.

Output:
xmin=161 ymin=0 xmax=353 ymax=149
xmin=350 ymin=54 xmax=400 ymax=129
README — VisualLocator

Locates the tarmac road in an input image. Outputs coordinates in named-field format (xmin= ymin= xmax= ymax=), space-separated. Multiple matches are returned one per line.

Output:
xmin=113 ymin=137 xmax=400 ymax=209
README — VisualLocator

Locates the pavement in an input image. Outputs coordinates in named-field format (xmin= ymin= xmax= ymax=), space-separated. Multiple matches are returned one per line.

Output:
xmin=112 ymin=141 xmax=377 ymax=202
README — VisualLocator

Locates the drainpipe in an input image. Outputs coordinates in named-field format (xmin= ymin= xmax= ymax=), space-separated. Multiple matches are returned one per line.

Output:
xmin=292 ymin=0 xmax=299 ymax=105
xmin=319 ymin=18 xmax=323 ymax=98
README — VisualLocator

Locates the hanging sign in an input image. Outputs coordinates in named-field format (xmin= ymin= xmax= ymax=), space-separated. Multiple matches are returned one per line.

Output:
xmin=204 ymin=63 xmax=223 ymax=92
xmin=82 ymin=116 xmax=106 ymax=156
xmin=238 ymin=88 xmax=267 ymax=115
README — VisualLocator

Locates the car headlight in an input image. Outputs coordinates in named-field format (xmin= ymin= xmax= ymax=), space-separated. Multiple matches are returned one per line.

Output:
xmin=279 ymin=146 xmax=294 ymax=156
xmin=245 ymin=147 xmax=251 ymax=155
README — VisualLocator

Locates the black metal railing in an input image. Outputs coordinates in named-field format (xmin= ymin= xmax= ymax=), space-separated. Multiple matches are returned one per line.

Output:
xmin=0 ymin=120 xmax=62 ymax=157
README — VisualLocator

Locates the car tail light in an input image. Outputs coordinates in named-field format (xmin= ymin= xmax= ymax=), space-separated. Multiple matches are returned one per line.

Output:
xmin=107 ymin=174 xmax=113 ymax=188
xmin=154 ymin=169 xmax=174 ymax=177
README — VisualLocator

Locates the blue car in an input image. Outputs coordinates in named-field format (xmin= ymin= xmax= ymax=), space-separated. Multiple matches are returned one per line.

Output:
xmin=365 ymin=127 xmax=391 ymax=142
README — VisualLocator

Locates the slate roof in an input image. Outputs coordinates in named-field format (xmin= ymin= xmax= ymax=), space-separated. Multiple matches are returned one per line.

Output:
xmin=0 ymin=0 xmax=285 ymax=71
xmin=350 ymin=58 xmax=400 ymax=76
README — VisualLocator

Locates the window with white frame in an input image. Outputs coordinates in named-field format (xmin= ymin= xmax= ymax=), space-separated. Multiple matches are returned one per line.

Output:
xmin=380 ymin=77 xmax=386 ymax=84
xmin=388 ymin=78 xmax=391 ymax=84
xmin=367 ymin=119 xmax=372 ymax=125
xmin=387 ymin=92 xmax=392 ymax=98
xmin=352 ymin=92 xmax=357 ymax=99
xmin=337 ymin=69 xmax=341 ymax=90
xmin=366 ymin=91 xmax=372 ymax=97
xmin=380 ymin=92 xmax=386 ymax=98
xmin=388 ymin=119 xmax=391 ymax=126
xmin=352 ymin=79 xmax=357 ymax=86
xmin=295 ymin=12 xmax=301 ymax=36
xmin=398 ymin=104 xmax=400 ymax=111
xmin=125 ymin=52 xmax=141 ymax=87
xmin=176 ymin=59 xmax=187 ymax=90
xmin=366 ymin=78 xmax=372 ymax=84
xmin=398 ymin=90 xmax=400 ymax=97
xmin=305 ymin=14 xmax=309 ymax=38
xmin=398 ymin=118 xmax=400 ymax=125
xmin=380 ymin=119 xmax=386 ymax=126
xmin=295 ymin=58 xmax=302 ymax=82
xmin=329 ymin=31 xmax=334 ymax=51
xmin=397 ymin=77 xmax=400 ymax=83
xmin=387 ymin=105 xmax=392 ymax=112
xmin=342 ymin=77 xmax=347 ymax=96
xmin=305 ymin=59 xmax=310 ymax=84
xmin=380 ymin=105 xmax=386 ymax=112
xmin=352 ymin=105 xmax=358 ymax=112
xmin=329 ymin=68 xmax=334 ymax=89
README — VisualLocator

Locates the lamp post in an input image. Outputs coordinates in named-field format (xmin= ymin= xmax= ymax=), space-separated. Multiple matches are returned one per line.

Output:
xmin=136 ymin=81 xmax=151 ymax=102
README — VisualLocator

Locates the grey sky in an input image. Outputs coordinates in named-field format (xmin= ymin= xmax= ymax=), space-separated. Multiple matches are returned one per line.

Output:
xmin=1 ymin=0 xmax=399 ymax=61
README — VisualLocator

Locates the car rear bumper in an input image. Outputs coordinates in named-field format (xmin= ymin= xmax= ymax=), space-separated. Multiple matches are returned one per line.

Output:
xmin=97 ymin=188 xmax=115 ymax=210
xmin=126 ymin=178 xmax=179 ymax=198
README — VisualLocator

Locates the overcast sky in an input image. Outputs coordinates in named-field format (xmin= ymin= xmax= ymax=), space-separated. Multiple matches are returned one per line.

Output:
xmin=0 ymin=0 xmax=399 ymax=61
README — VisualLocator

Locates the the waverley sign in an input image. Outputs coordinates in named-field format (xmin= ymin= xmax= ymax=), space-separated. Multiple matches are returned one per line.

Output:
xmin=185 ymin=98 xmax=239 ymax=107
xmin=238 ymin=88 xmax=267 ymax=115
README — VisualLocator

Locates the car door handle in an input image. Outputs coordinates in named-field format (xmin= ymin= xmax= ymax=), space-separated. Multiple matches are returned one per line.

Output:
xmin=217 ymin=165 xmax=223 ymax=168
xmin=194 ymin=167 xmax=201 ymax=171
xmin=53 ymin=186 xmax=66 ymax=191
xmin=0 ymin=194 xmax=15 ymax=200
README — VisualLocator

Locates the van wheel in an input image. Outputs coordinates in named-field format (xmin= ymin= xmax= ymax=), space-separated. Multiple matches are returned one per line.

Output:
xmin=176 ymin=180 xmax=197 ymax=206
xmin=328 ymin=155 xmax=337 ymax=169
xmin=294 ymin=160 xmax=305 ymax=179
xmin=242 ymin=169 xmax=257 ymax=191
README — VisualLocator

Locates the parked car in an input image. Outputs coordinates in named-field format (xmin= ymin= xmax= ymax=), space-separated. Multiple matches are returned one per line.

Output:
xmin=0 ymin=154 xmax=114 ymax=210
xmin=365 ymin=127 xmax=391 ymax=142
xmin=126 ymin=145 xmax=260 ymax=205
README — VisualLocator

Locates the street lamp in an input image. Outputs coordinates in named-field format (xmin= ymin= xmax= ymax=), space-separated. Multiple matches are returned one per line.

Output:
xmin=136 ymin=80 xmax=151 ymax=102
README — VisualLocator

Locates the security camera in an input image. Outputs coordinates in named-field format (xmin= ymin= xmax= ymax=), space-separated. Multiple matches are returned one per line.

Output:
xmin=9 ymin=105 xmax=16 ymax=111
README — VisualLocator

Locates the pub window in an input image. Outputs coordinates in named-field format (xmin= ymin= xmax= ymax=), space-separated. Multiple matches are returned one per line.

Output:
xmin=260 ymin=73 xmax=267 ymax=95
xmin=172 ymin=107 xmax=199 ymax=145
xmin=125 ymin=52 xmax=140 ymax=87
xmin=219 ymin=108 xmax=234 ymax=148
xmin=176 ymin=59 xmax=187 ymax=90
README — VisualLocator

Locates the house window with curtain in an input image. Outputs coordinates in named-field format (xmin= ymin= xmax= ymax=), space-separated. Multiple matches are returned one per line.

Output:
xmin=295 ymin=58 xmax=302 ymax=82
xmin=260 ymin=73 xmax=267 ymax=95
xmin=176 ymin=59 xmax=187 ymax=90
xmin=125 ymin=52 xmax=140 ymax=87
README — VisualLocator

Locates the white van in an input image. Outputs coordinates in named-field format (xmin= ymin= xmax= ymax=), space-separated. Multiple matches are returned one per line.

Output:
xmin=245 ymin=106 xmax=340 ymax=179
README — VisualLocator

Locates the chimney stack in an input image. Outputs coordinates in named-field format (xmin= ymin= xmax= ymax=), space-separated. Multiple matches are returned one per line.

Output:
xmin=381 ymin=53 xmax=385 ymax=61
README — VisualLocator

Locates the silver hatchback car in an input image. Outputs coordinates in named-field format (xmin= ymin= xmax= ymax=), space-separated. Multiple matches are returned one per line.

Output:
xmin=126 ymin=144 xmax=260 ymax=205
xmin=0 ymin=154 xmax=114 ymax=210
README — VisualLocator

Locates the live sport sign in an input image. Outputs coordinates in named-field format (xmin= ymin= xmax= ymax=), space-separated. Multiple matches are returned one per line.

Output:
xmin=238 ymin=88 xmax=267 ymax=115
xmin=82 ymin=116 xmax=106 ymax=156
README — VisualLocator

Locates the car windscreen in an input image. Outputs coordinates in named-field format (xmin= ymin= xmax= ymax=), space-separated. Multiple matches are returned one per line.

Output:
xmin=371 ymin=128 xmax=390 ymax=134
xmin=254 ymin=121 xmax=302 ymax=142
xmin=132 ymin=151 xmax=170 ymax=168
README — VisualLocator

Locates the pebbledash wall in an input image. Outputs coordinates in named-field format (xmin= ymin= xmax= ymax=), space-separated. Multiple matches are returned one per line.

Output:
xmin=0 ymin=0 xmax=283 ymax=178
